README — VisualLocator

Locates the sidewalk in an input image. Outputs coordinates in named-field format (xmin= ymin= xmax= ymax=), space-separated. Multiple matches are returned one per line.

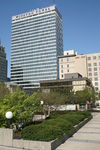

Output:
xmin=56 ymin=113 xmax=100 ymax=150
xmin=0 ymin=146 xmax=22 ymax=150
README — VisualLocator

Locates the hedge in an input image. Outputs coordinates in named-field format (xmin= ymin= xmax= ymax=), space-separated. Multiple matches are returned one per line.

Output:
xmin=21 ymin=111 xmax=91 ymax=141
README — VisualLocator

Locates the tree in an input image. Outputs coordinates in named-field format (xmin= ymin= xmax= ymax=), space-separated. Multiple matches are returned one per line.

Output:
xmin=75 ymin=87 xmax=95 ymax=104
xmin=0 ymin=82 xmax=10 ymax=99
xmin=39 ymin=91 xmax=67 ymax=113
xmin=0 ymin=89 xmax=41 ymax=127
xmin=22 ymin=92 xmax=40 ymax=123
xmin=0 ymin=88 xmax=27 ymax=126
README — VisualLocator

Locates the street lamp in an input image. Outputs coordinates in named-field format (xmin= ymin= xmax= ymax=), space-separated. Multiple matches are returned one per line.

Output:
xmin=40 ymin=100 xmax=44 ymax=116
xmin=5 ymin=111 xmax=13 ymax=128
xmin=40 ymin=100 xmax=44 ymax=105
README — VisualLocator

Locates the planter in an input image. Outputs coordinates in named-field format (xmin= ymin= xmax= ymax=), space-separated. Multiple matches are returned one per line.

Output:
xmin=50 ymin=116 xmax=92 ymax=150
xmin=0 ymin=116 xmax=92 ymax=150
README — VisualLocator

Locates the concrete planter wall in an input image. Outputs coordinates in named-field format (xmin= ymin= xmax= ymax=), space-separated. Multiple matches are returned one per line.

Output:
xmin=13 ymin=139 xmax=51 ymax=150
xmin=0 ymin=128 xmax=13 ymax=147
xmin=0 ymin=116 xmax=92 ymax=150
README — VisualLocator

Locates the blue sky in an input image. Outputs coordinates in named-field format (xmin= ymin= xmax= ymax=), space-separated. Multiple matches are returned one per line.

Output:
xmin=0 ymin=0 xmax=100 ymax=77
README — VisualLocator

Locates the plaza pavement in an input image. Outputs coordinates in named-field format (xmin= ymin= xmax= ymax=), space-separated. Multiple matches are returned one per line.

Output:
xmin=56 ymin=113 xmax=100 ymax=150
xmin=0 ymin=146 xmax=22 ymax=150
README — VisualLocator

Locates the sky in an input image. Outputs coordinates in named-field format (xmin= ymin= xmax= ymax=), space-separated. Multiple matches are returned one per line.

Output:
xmin=0 ymin=0 xmax=100 ymax=77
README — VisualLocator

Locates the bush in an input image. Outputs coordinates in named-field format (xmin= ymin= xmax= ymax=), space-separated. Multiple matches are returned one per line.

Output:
xmin=0 ymin=114 xmax=6 ymax=128
xmin=21 ymin=111 xmax=91 ymax=141
xmin=22 ymin=118 xmax=73 ymax=141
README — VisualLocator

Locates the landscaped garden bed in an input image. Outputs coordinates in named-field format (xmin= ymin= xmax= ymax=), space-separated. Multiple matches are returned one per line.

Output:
xmin=21 ymin=111 xmax=92 ymax=141
xmin=0 ymin=111 xmax=92 ymax=150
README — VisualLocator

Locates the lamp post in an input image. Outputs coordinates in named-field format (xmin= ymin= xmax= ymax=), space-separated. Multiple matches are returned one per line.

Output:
xmin=40 ymin=100 xmax=44 ymax=115
xmin=5 ymin=111 xmax=13 ymax=128
xmin=40 ymin=100 xmax=44 ymax=105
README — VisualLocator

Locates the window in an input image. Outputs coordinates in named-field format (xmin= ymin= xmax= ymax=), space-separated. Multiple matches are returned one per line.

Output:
xmin=67 ymin=64 xmax=69 ymax=67
xmin=88 ymin=68 xmax=92 ymax=71
xmin=99 ymin=56 xmax=100 ymax=59
xmin=88 ymin=73 xmax=92 ymax=76
xmin=61 ymin=70 xmax=63 ymax=73
xmin=61 ymin=74 xmax=63 ymax=78
xmin=95 ymin=82 xmax=98 ymax=86
xmin=88 ymin=57 xmax=91 ymax=60
xmin=61 ymin=59 xmax=63 ymax=62
xmin=67 ymin=57 xmax=69 ymax=61
xmin=67 ymin=69 xmax=69 ymax=72
xmin=88 ymin=63 xmax=91 ymax=67
xmin=94 ymin=67 xmax=97 ymax=71
xmin=94 ymin=62 xmax=97 ymax=66
xmin=93 ymin=56 xmax=96 ymax=60
xmin=94 ymin=72 xmax=98 ymax=76
xmin=94 ymin=77 xmax=98 ymax=81
xmin=61 ymin=65 xmax=63 ymax=68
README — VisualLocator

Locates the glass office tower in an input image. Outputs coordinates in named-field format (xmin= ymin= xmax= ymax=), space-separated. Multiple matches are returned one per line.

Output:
xmin=0 ymin=44 xmax=7 ymax=82
xmin=11 ymin=5 xmax=63 ymax=91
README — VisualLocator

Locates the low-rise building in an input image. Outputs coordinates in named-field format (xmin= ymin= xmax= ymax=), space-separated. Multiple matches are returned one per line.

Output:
xmin=59 ymin=50 xmax=100 ymax=92
xmin=40 ymin=73 xmax=93 ymax=93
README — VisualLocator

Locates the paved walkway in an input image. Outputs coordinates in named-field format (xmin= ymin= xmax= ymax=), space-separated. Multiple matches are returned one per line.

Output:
xmin=56 ymin=113 xmax=100 ymax=150
xmin=0 ymin=146 xmax=22 ymax=150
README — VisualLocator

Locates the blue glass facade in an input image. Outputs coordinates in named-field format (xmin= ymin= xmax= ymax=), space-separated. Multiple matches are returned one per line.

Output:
xmin=11 ymin=6 xmax=63 ymax=90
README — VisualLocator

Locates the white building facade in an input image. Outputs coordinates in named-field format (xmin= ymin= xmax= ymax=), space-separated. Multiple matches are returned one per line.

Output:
xmin=11 ymin=6 xmax=63 ymax=91
xmin=59 ymin=50 xmax=100 ymax=92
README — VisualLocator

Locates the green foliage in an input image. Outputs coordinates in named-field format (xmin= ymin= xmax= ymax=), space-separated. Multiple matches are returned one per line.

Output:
xmin=0 ymin=83 xmax=94 ymax=128
xmin=0 ymin=113 xmax=6 ymax=127
xmin=0 ymin=82 xmax=10 ymax=99
xmin=0 ymin=89 xmax=41 ymax=127
xmin=75 ymin=88 xmax=95 ymax=104
xmin=21 ymin=111 xmax=91 ymax=141
xmin=39 ymin=91 xmax=67 ymax=106
xmin=97 ymin=92 xmax=100 ymax=99
xmin=38 ymin=91 xmax=68 ymax=114
xmin=39 ymin=87 xmax=95 ymax=109
xmin=66 ymin=87 xmax=96 ymax=105
xmin=22 ymin=92 xmax=40 ymax=122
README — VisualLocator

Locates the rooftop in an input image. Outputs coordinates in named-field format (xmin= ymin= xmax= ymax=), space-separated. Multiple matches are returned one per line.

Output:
xmin=12 ymin=5 xmax=62 ymax=22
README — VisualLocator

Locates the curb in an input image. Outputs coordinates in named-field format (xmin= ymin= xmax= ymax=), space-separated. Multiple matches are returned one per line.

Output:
xmin=51 ymin=115 xmax=92 ymax=150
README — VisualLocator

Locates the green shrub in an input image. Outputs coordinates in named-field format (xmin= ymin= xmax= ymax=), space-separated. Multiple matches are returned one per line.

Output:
xmin=22 ymin=118 xmax=73 ymax=141
xmin=21 ymin=111 xmax=91 ymax=141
